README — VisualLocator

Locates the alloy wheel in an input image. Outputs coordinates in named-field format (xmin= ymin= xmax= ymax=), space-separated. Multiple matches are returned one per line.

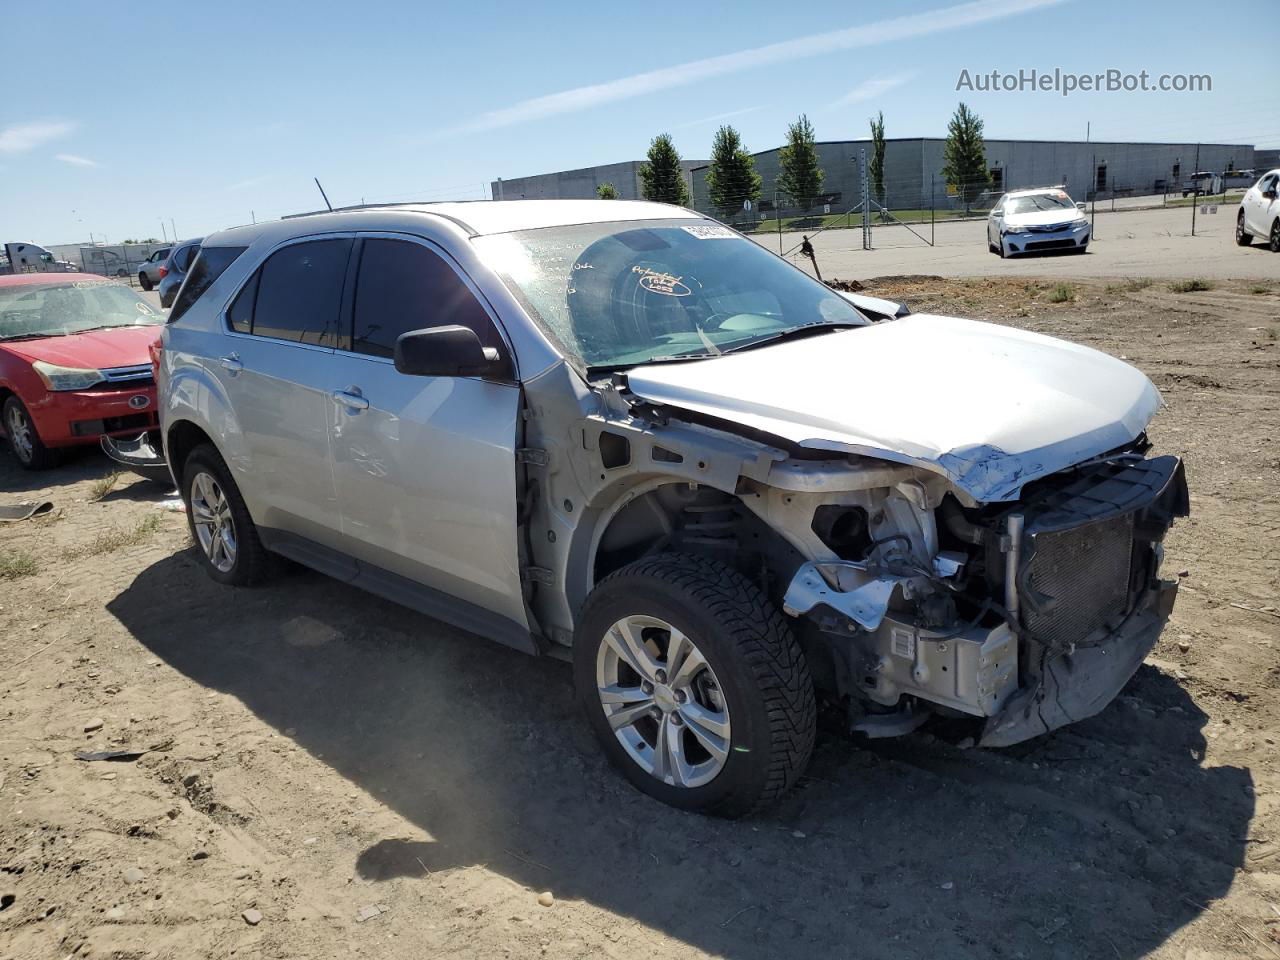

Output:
xmin=6 ymin=403 xmax=34 ymax=463
xmin=595 ymin=614 xmax=731 ymax=789
xmin=190 ymin=471 xmax=237 ymax=573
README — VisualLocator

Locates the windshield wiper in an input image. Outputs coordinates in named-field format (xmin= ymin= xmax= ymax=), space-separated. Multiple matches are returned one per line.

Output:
xmin=0 ymin=332 xmax=63 ymax=343
xmin=718 ymin=320 xmax=862 ymax=355
xmin=587 ymin=352 xmax=715 ymax=376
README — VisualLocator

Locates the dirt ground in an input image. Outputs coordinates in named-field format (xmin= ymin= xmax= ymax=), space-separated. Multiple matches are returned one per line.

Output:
xmin=2 ymin=275 xmax=1279 ymax=960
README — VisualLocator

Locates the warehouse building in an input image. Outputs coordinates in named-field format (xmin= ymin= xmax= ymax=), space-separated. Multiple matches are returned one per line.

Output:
xmin=493 ymin=138 xmax=1255 ymax=213
xmin=490 ymin=158 xmax=706 ymax=202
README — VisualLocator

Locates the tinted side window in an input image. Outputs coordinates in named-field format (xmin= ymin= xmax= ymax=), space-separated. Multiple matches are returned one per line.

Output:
xmin=167 ymin=246 xmax=247 ymax=324
xmin=227 ymin=271 xmax=259 ymax=334
xmin=174 ymin=244 xmax=199 ymax=272
xmin=351 ymin=239 xmax=505 ymax=360
xmin=252 ymin=239 xmax=352 ymax=347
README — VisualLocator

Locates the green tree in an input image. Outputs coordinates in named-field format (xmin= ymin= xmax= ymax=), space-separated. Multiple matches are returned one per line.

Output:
xmin=942 ymin=102 xmax=990 ymax=215
xmin=596 ymin=182 xmax=619 ymax=199
xmin=776 ymin=114 xmax=824 ymax=213
xmin=704 ymin=125 xmax=762 ymax=218
xmin=869 ymin=111 xmax=886 ymax=217
xmin=638 ymin=133 xmax=690 ymax=206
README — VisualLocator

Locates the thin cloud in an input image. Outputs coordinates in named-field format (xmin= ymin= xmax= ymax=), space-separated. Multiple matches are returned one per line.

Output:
xmin=672 ymin=106 xmax=761 ymax=130
xmin=828 ymin=73 xmax=916 ymax=108
xmin=226 ymin=175 xmax=269 ymax=191
xmin=56 ymin=154 xmax=98 ymax=167
xmin=0 ymin=120 xmax=75 ymax=154
xmin=455 ymin=0 xmax=1064 ymax=133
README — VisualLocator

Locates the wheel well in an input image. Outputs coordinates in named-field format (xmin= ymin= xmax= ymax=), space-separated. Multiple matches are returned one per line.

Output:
xmin=591 ymin=483 xmax=804 ymax=602
xmin=165 ymin=420 xmax=214 ymax=481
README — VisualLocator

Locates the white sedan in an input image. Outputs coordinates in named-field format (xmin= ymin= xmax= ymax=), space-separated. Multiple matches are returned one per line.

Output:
xmin=987 ymin=188 xmax=1090 ymax=258
xmin=1235 ymin=169 xmax=1280 ymax=252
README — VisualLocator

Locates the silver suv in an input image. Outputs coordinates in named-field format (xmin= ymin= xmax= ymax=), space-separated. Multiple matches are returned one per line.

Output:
xmin=159 ymin=200 xmax=1188 ymax=816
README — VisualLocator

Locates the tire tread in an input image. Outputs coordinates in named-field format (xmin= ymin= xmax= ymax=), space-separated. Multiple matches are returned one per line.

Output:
xmin=589 ymin=553 xmax=816 ymax=815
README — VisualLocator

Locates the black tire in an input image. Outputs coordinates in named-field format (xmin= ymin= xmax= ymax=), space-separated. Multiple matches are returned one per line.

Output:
xmin=1270 ymin=219 xmax=1280 ymax=253
xmin=3 ymin=396 xmax=59 ymax=470
xmin=181 ymin=443 xmax=272 ymax=586
xmin=138 ymin=272 xmax=153 ymax=290
xmin=997 ymin=234 xmax=1008 ymax=258
xmin=574 ymin=553 xmax=816 ymax=817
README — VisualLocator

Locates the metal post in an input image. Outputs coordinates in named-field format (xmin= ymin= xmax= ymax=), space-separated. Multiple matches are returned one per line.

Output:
xmin=860 ymin=148 xmax=870 ymax=251
xmin=1090 ymin=154 xmax=1096 ymax=234
xmin=775 ymin=190 xmax=783 ymax=255
xmin=930 ymin=176 xmax=935 ymax=247
xmin=160 ymin=221 xmax=167 ymax=244
xmin=1191 ymin=143 xmax=1200 ymax=237
xmin=171 ymin=219 xmax=178 ymax=242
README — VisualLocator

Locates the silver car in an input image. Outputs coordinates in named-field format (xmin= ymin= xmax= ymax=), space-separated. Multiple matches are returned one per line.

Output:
xmin=159 ymin=200 xmax=1188 ymax=815
xmin=158 ymin=238 xmax=202 ymax=308
xmin=987 ymin=187 xmax=1090 ymax=257
xmin=136 ymin=246 xmax=171 ymax=290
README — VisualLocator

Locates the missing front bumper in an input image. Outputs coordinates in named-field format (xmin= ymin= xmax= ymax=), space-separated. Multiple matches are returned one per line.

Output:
xmin=980 ymin=578 xmax=1178 ymax=746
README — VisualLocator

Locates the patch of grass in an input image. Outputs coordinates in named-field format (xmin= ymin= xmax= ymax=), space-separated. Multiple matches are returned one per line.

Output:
xmin=1169 ymin=278 xmax=1214 ymax=293
xmin=1105 ymin=278 xmax=1152 ymax=294
xmin=1249 ymin=285 xmax=1271 ymax=295
xmin=0 ymin=549 xmax=39 ymax=580
xmin=1046 ymin=283 xmax=1076 ymax=303
xmin=88 ymin=470 xmax=121 ymax=502
xmin=62 ymin=514 xmax=163 ymax=561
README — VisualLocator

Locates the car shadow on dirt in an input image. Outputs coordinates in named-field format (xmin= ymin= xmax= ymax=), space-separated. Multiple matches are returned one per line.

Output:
xmin=108 ymin=551 xmax=1252 ymax=960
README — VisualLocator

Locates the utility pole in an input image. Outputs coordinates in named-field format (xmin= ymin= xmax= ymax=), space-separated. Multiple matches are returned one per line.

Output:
xmin=1090 ymin=154 xmax=1096 ymax=234
xmin=774 ymin=190 xmax=782 ymax=255
xmin=160 ymin=221 xmax=168 ymax=243
xmin=170 ymin=219 xmax=178 ymax=242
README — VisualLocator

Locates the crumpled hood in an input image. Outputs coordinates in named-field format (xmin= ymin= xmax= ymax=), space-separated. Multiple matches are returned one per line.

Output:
xmin=624 ymin=315 xmax=1161 ymax=502
xmin=2 ymin=325 xmax=161 ymax=369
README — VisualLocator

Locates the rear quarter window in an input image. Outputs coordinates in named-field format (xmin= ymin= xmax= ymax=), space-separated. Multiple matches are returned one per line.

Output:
xmin=167 ymin=247 xmax=247 ymax=324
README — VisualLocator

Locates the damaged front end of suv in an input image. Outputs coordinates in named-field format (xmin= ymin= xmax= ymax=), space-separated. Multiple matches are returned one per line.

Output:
xmin=518 ymin=302 xmax=1189 ymax=752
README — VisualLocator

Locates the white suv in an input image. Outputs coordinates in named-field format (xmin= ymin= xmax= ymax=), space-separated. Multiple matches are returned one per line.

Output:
xmin=158 ymin=200 xmax=1188 ymax=816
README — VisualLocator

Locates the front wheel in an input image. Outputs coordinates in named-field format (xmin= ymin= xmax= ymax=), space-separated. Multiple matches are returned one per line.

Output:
xmin=574 ymin=554 xmax=816 ymax=817
xmin=3 ymin=396 xmax=58 ymax=470
xmin=1236 ymin=211 xmax=1253 ymax=246
xmin=1270 ymin=219 xmax=1280 ymax=253
xmin=138 ymin=272 xmax=153 ymax=290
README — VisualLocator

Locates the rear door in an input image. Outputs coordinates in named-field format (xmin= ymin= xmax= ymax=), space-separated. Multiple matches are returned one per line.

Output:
xmin=325 ymin=234 xmax=527 ymax=632
xmin=215 ymin=236 xmax=353 ymax=548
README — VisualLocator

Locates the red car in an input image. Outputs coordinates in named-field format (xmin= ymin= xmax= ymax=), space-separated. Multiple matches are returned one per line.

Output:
xmin=0 ymin=274 xmax=163 ymax=470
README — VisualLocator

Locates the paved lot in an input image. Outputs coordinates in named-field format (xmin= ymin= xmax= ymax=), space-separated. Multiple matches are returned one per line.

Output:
xmin=764 ymin=205 xmax=1280 ymax=282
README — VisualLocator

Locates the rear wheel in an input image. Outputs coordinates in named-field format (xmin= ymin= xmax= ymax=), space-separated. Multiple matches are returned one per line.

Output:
xmin=3 ymin=396 xmax=58 ymax=470
xmin=574 ymin=554 xmax=816 ymax=817
xmin=1270 ymin=219 xmax=1280 ymax=253
xmin=182 ymin=444 xmax=272 ymax=586
xmin=138 ymin=272 xmax=153 ymax=290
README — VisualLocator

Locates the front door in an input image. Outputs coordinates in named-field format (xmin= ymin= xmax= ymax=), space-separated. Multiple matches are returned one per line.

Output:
xmin=325 ymin=235 xmax=528 ymax=633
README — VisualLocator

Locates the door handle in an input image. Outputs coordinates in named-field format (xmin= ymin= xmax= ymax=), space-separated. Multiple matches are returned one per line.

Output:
xmin=331 ymin=389 xmax=369 ymax=411
xmin=219 ymin=355 xmax=242 ymax=373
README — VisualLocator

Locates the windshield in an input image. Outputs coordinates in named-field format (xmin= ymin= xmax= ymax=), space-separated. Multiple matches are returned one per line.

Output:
xmin=473 ymin=219 xmax=864 ymax=370
xmin=0 ymin=280 xmax=163 ymax=341
xmin=1006 ymin=192 xmax=1076 ymax=215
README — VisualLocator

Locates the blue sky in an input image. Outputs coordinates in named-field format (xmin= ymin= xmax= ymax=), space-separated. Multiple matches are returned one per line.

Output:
xmin=2 ymin=0 xmax=1275 ymax=243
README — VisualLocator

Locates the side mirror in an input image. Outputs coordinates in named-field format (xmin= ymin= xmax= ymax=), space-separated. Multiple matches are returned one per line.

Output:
xmin=1076 ymin=201 xmax=1087 ymax=211
xmin=394 ymin=325 xmax=504 ymax=378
